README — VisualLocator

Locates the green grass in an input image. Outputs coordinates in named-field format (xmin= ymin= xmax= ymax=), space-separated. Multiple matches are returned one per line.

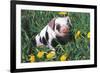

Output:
xmin=21 ymin=10 xmax=90 ymax=63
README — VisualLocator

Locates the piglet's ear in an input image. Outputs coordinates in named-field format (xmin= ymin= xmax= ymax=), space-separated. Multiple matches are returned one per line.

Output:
xmin=48 ymin=18 xmax=56 ymax=30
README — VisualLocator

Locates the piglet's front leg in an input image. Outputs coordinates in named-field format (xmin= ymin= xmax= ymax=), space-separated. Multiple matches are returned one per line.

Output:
xmin=47 ymin=44 xmax=56 ymax=51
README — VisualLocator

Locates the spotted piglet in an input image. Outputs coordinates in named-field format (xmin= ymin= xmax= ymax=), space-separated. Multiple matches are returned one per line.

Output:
xmin=32 ymin=16 xmax=73 ymax=51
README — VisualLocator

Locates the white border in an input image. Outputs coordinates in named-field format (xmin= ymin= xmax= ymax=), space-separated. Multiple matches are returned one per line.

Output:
xmin=16 ymin=4 xmax=94 ymax=69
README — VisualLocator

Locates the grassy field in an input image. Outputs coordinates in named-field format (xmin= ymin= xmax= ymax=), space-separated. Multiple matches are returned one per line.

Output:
xmin=21 ymin=10 xmax=90 ymax=63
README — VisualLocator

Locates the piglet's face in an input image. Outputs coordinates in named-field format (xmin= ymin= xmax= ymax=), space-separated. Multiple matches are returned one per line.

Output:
xmin=54 ymin=16 xmax=72 ymax=37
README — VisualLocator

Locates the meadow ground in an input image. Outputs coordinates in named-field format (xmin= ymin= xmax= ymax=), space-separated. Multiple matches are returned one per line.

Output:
xmin=21 ymin=10 xmax=90 ymax=63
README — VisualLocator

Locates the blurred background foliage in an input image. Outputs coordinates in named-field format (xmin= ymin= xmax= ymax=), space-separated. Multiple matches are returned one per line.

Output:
xmin=21 ymin=10 xmax=90 ymax=63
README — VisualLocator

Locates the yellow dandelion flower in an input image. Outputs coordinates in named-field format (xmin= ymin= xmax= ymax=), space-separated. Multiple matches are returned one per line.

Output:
xmin=87 ymin=32 xmax=90 ymax=39
xmin=58 ymin=12 xmax=68 ymax=16
xmin=75 ymin=31 xmax=81 ymax=39
xmin=37 ymin=51 xmax=44 ymax=58
xmin=60 ymin=54 xmax=68 ymax=61
xmin=46 ymin=51 xmax=55 ymax=59
xmin=29 ymin=54 xmax=35 ymax=63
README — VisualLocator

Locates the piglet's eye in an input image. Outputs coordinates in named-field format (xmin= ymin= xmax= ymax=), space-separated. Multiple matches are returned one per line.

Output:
xmin=56 ymin=24 xmax=61 ymax=31
xmin=67 ymin=19 xmax=72 ymax=28
xmin=67 ymin=19 xmax=70 ymax=23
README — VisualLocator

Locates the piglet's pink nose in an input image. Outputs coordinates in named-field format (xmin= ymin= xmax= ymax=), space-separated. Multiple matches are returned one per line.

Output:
xmin=62 ymin=27 xmax=69 ymax=33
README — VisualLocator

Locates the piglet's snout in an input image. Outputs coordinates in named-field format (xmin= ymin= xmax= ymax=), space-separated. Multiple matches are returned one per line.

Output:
xmin=61 ymin=26 xmax=69 ymax=33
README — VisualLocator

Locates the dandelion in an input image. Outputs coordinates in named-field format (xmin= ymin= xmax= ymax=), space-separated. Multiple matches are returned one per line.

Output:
xmin=46 ymin=51 xmax=55 ymax=59
xmin=37 ymin=51 xmax=44 ymax=58
xmin=29 ymin=54 xmax=35 ymax=63
xmin=60 ymin=54 xmax=68 ymax=61
xmin=58 ymin=12 xmax=68 ymax=16
xmin=75 ymin=31 xmax=81 ymax=39
xmin=87 ymin=32 xmax=90 ymax=39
